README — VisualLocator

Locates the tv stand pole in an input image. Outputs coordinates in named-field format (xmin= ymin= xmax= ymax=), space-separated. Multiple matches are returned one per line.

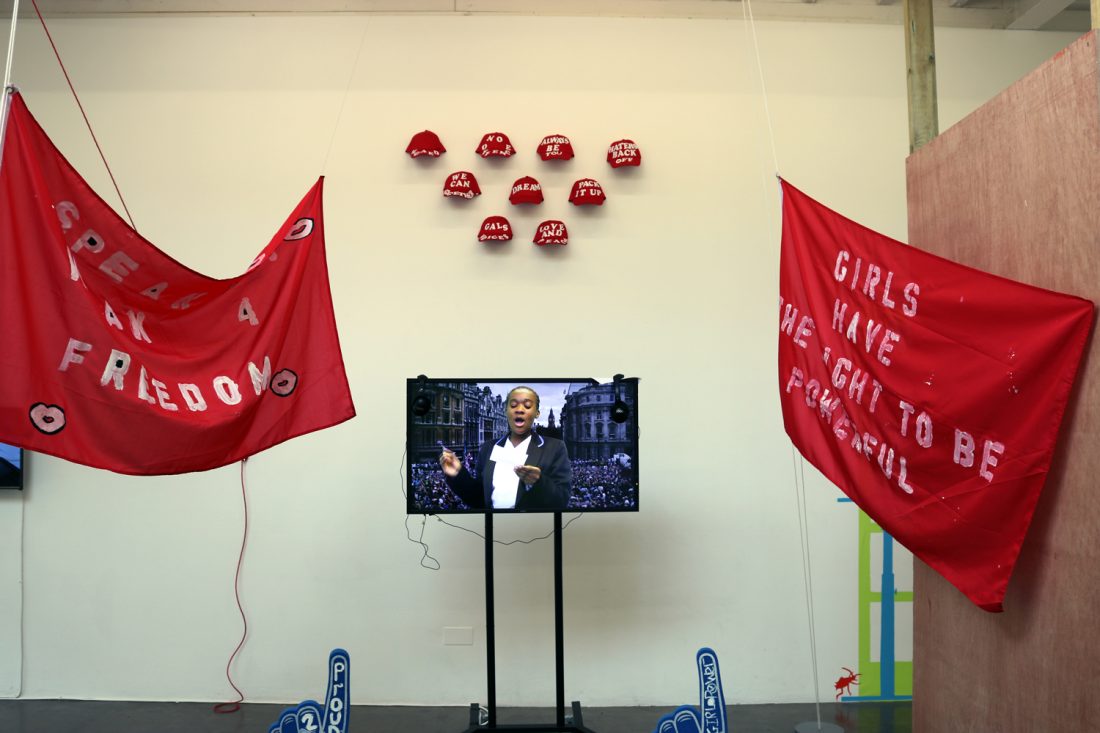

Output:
xmin=461 ymin=512 xmax=597 ymax=733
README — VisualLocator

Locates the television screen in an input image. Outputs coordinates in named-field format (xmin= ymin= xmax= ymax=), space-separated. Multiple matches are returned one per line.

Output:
xmin=407 ymin=378 xmax=638 ymax=514
xmin=0 ymin=443 xmax=23 ymax=490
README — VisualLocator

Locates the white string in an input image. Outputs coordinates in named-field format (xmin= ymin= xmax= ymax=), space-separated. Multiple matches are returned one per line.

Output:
xmin=320 ymin=19 xmax=369 ymax=175
xmin=2 ymin=7 xmax=25 ymax=699
xmin=0 ymin=0 xmax=22 ymax=172
xmin=738 ymin=0 xmax=783 ymax=253
xmin=740 ymin=1 xmax=827 ymax=725
xmin=743 ymin=0 xmax=780 ymax=174
xmin=800 ymin=456 xmax=825 ymax=729
xmin=2 ymin=0 xmax=18 ymax=92
xmin=790 ymin=449 xmax=824 ymax=729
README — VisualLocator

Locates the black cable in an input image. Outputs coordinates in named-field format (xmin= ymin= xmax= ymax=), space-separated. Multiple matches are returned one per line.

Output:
xmin=433 ymin=513 xmax=583 ymax=545
xmin=399 ymin=445 xmax=441 ymax=570
xmin=399 ymin=444 xmax=584 ymax=561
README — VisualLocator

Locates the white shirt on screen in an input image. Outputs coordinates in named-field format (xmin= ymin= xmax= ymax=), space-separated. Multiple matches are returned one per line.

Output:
xmin=489 ymin=435 xmax=531 ymax=509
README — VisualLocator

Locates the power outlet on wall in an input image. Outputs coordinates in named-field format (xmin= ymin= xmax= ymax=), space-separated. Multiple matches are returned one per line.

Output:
xmin=443 ymin=626 xmax=474 ymax=646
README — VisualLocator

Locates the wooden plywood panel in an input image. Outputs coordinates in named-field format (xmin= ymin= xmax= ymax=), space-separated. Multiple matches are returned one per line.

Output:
xmin=905 ymin=31 xmax=1099 ymax=733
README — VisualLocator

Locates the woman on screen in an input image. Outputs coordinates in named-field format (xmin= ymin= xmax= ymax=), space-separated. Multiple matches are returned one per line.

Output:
xmin=438 ymin=386 xmax=572 ymax=511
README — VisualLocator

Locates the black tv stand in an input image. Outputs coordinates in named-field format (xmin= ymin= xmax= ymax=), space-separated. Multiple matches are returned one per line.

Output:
xmin=460 ymin=512 xmax=597 ymax=733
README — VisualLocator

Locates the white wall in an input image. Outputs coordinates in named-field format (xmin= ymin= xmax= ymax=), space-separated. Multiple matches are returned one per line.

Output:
xmin=0 ymin=13 xmax=1077 ymax=707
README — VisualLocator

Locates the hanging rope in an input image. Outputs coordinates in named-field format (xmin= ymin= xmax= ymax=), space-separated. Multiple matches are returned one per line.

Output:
xmin=0 ymin=1 xmax=20 ymax=177
xmin=213 ymin=458 xmax=251 ymax=714
xmin=29 ymin=0 xmax=137 ymax=230
xmin=320 ymin=19 xmax=369 ymax=175
xmin=793 ymin=449 xmax=825 ymax=730
xmin=743 ymin=0 xmax=781 ymax=175
xmin=739 ymin=2 xmax=829 ymax=729
xmin=2 ymin=0 xmax=19 ymax=96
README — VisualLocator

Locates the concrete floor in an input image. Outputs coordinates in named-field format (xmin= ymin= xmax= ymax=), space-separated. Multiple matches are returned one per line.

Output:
xmin=0 ymin=700 xmax=912 ymax=732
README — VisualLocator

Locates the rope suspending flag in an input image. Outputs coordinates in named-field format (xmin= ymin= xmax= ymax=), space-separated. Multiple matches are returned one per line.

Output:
xmin=0 ymin=92 xmax=355 ymax=474
xmin=777 ymin=178 xmax=1092 ymax=612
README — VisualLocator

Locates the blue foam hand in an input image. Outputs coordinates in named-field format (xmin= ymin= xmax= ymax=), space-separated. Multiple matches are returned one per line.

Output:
xmin=653 ymin=648 xmax=728 ymax=733
xmin=268 ymin=649 xmax=351 ymax=733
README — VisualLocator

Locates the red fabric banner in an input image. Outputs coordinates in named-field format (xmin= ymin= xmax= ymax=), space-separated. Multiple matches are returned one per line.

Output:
xmin=778 ymin=179 xmax=1092 ymax=612
xmin=0 ymin=93 xmax=355 ymax=475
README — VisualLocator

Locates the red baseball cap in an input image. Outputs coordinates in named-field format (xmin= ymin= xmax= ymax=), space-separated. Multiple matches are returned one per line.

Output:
xmin=443 ymin=171 xmax=481 ymax=199
xmin=478 ymin=216 xmax=513 ymax=242
xmin=509 ymin=176 xmax=544 ymax=205
xmin=568 ymin=178 xmax=606 ymax=206
xmin=537 ymin=134 xmax=574 ymax=161
xmin=533 ymin=220 xmax=568 ymax=246
xmin=406 ymin=130 xmax=446 ymax=158
xmin=476 ymin=132 xmax=516 ymax=158
xmin=607 ymin=139 xmax=641 ymax=168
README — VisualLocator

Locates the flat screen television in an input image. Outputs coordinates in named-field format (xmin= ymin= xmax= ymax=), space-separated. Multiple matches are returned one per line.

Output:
xmin=0 ymin=443 xmax=23 ymax=490
xmin=407 ymin=377 xmax=638 ymax=514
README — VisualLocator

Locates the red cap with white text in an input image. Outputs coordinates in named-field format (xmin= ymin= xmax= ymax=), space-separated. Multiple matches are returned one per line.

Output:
xmin=406 ymin=130 xmax=446 ymax=158
xmin=537 ymin=134 xmax=574 ymax=161
xmin=533 ymin=220 xmax=568 ymax=246
xmin=443 ymin=171 xmax=481 ymax=199
xmin=478 ymin=216 xmax=514 ymax=242
xmin=568 ymin=178 xmax=606 ymax=206
xmin=509 ymin=176 xmax=544 ymax=205
xmin=476 ymin=132 xmax=516 ymax=158
xmin=607 ymin=139 xmax=641 ymax=168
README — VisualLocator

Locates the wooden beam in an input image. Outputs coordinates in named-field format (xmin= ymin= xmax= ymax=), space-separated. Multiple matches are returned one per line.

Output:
xmin=1007 ymin=0 xmax=1075 ymax=30
xmin=1039 ymin=10 xmax=1092 ymax=30
xmin=1093 ymin=0 xmax=1098 ymax=28
xmin=13 ymin=0 xmax=1026 ymax=29
xmin=903 ymin=0 xmax=938 ymax=152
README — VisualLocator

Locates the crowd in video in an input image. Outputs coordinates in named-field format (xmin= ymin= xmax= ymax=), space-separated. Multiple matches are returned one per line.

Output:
xmin=565 ymin=459 xmax=637 ymax=510
xmin=410 ymin=455 xmax=475 ymax=512
xmin=409 ymin=455 xmax=637 ymax=512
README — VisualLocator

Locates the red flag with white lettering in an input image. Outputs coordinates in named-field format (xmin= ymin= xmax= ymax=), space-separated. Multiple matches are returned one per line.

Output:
xmin=778 ymin=178 xmax=1092 ymax=612
xmin=0 ymin=92 xmax=355 ymax=474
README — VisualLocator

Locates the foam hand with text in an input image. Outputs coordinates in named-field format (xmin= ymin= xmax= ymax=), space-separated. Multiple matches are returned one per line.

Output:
xmin=653 ymin=648 xmax=727 ymax=733
xmin=269 ymin=649 xmax=350 ymax=733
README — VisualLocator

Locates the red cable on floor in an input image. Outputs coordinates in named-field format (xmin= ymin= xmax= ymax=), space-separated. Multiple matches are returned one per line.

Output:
xmin=214 ymin=457 xmax=250 ymax=714
xmin=29 ymin=0 xmax=137 ymax=230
